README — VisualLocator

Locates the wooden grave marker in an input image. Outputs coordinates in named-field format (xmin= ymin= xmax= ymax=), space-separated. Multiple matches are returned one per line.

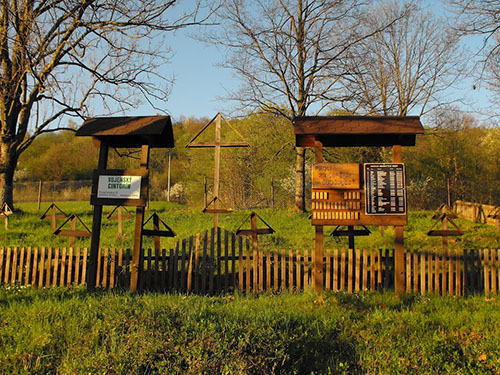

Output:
xmin=142 ymin=212 xmax=176 ymax=251
xmin=427 ymin=206 xmax=463 ymax=251
xmin=40 ymin=203 xmax=68 ymax=231
xmin=0 ymin=202 xmax=13 ymax=229
xmin=236 ymin=211 xmax=275 ymax=293
xmin=53 ymin=213 xmax=92 ymax=248
xmin=186 ymin=113 xmax=249 ymax=228
xmin=106 ymin=205 xmax=133 ymax=235
xmin=331 ymin=225 xmax=371 ymax=250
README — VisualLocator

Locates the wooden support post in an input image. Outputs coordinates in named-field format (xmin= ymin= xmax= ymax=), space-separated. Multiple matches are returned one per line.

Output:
xmin=348 ymin=226 xmax=355 ymax=250
xmin=442 ymin=216 xmax=448 ymax=251
xmin=392 ymin=145 xmax=405 ymax=293
xmin=130 ymin=145 xmax=150 ymax=292
xmin=69 ymin=216 xmax=76 ymax=249
xmin=51 ymin=205 xmax=56 ymax=232
xmin=213 ymin=114 xmax=222 ymax=229
xmin=37 ymin=181 xmax=42 ymax=212
xmin=153 ymin=213 xmax=161 ymax=252
xmin=117 ymin=206 xmax=123 ymax=236
xmin=313 ymin=140 xmax=324 ymax=293
xmin=251 ymin=214 xmax=259 ymax=292
xmin=87 ymin=141 xmax=109 ymax=290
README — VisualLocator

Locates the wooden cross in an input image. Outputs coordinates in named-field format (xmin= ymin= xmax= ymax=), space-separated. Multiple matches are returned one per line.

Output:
xmin=0 ymin=202 xmax=13 ymax=230
xmin=236 ymin=212 xmax=275 ymax=292
xmin=186 ymin=113 xmax=249 ymax=228
xmin=53 ymin=213 xmax=92 ymax=248
xmin=427 ymin=208 xmax=463 ymax=251
xmin=106 ymin=205 xmax=133 ymax=235
xmin=142 ymin=213 xmax=176 ymax=252
xmin=330 ymin=225 xmax=371 ymax=250
xmin=40 ymin=203 xmax=68 ymax=231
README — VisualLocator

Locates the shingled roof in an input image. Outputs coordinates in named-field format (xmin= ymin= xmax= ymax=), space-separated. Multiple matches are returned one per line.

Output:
xmin=293 ymin=116 xmax=424 ymax=147
xmin=75 ymin=116 xmax=174 ymax=148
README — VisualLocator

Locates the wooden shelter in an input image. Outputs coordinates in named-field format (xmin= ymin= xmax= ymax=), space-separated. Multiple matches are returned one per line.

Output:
xmin=76 ymin=116 xmax=174 ymax=291
xmin=293 ymin=115 xmax=424 ymax=293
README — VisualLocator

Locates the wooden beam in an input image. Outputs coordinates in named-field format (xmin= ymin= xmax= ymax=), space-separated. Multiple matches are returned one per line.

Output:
xmin=130 ymin=144 xmax=150 ymax=292
xmin=87 ymin=142 xmax=109 ymax=290
xmin=392 ymin=145 xmax=405 ymax=294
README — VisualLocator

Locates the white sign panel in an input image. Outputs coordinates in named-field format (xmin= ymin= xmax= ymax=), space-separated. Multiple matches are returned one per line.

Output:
xmin=97 ymin=175 xmax=142 ymax=199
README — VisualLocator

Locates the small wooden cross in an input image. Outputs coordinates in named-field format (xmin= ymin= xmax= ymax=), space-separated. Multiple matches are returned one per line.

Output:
xmin=53 ymin=213 xmax=92 ymax=248
xmin=0 ymin=202 xmax=13 ymax=230
xmin=106 ymin=205 xmax=133 ymax=235
xmin=40 ymin=203 xmax=68 ymax=231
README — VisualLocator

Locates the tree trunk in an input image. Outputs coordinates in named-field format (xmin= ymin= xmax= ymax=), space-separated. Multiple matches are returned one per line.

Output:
xmin=0 ymin=143 xmax=17 ymax=210
xmin=295 ymin=146 xmax=306 ymax=212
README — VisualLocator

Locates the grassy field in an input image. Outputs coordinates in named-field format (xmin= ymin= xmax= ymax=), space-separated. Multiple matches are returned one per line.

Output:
xmin=0 ymin=286 xmax=499 ymax=374
xmin=1 ymin=201 xmax=499 ymax=251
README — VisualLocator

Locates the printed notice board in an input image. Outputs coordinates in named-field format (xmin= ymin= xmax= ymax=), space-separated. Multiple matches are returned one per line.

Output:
xmin=364 ymin=163 xmax=406 ymax=215
xmin=91 ymin=169 xmax=148 ymax=206
xmin=97 ymin=175 xmax=141 ymax=199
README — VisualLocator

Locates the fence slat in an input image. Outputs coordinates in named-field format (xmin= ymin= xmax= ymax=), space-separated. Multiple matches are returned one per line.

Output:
xmin=225 ymin=230 xmax=230 ymax=292
xmin=362 ymin=249 xmax=368 ymax=291
xmin=24 ymin=247 xmax=32 ymax=286
xmin=289 ymin=250 xmax=294 ymax=293
xmin=45 ymin=247 xmax=53 ymax=287
xmin=448 ymin=250 xmax=454 ymax=296
xmin=420 ymin=252 xmax=426 ymax=295
xmin=10 ymin=247 xmax=18 ymax=285
xmin=231 ymin=233 xmax=236 ymax=292
xmin=238 ymin=236 xmax=243 ymax=292
xmin=109 ymin=248 xmax=116 ymax=289
xmin=246 ymin=242 xmax=251 ymax=293
xmin=60 ymin=248 xmax=67 ymax=287
xmin=490 ymin=249 xmax=497 ymax=295
xmin=81 ymin=248 xmax=88 ymax=286
xmin=348 ymin=249 xmax=353 ymax=293
xmin=484 ymin=249 xmax=490 ymax=295
xmin=325 ymin=250 xmax=331 ymax=291
xmin=0 ymin=247 xmax=4 ymax=283
xmin=266 ymin=251 xmax=271 ymax=291
xmin=74 ymin=248 xmax=81 ymax=285
xmin=17 ymin=248 xmax=25 ymax=284
xmin=413 ymin=251 xmax=419 ymax=294
xmin=296 ymin=251 xmax=301 ymax=292
xmin=67 ymin=248 xmax=73 ymax=286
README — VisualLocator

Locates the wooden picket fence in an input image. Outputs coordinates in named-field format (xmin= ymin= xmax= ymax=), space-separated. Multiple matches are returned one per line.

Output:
xmin=0 ymin=229 xmax=499 ymax=295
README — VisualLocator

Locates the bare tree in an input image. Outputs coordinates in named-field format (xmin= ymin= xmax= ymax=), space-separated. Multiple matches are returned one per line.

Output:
xmin=204 ymin=0 xmax=397 ymax=212
xmin=0 ymin=0 xmax=212 ymax=208
xmin=342 ymin=0 xmax=464 ymax=116
xmin=448 ymin=0 xmax=500 ymax=105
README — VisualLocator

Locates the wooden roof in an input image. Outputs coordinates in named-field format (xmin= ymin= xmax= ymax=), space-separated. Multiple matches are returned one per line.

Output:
xmin=293 ymin=116 xmax=424 ymax=147
xmin=75 ymin=116 xmax=174 ymax=148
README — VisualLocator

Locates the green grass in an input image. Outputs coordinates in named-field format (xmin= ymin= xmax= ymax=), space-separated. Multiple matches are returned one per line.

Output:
xmin=1 ymin=202 xmax=499 ymax=250
xmin=0 ymin=286 xmax=499 ymax=374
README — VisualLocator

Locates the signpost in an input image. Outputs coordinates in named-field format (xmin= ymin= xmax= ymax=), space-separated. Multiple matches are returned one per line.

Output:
xmin=76 ymin=116 xmax=174 ymax=292
xmin=294 ymin=115 xmax=424 ymax=293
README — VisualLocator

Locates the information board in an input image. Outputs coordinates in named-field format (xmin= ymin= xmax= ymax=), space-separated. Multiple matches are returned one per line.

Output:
xmin=364 ymin=163 xmax=406 ymax=215
xmin=97 ymin=175 xmax=141 ymax=199
xmin=91 ymin=169 xmax=148 ymax=206
xmin=312 ymin=163 xmax=361 ymax=190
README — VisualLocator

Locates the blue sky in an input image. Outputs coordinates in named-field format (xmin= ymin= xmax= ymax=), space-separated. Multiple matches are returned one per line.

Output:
xmin=133 ymin=0 xmax=495 ymax=124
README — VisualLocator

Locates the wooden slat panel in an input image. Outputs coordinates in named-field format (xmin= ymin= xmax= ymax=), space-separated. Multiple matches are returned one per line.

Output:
xmin=74 ymin=248 xmax=81 ymax=285
xmin=32 ymin=248 xmax=39 ymax=287
xmin=266 ymin=251 xmax=271 ymax=291
xmin=355 ymin=249 xmax=361 ymax=292
xmin=0 ymin=247 xmax=4 ymax=284
xmin=341 ymin=249 xmax=346 ymax=291
xmin=45 ymin=247 xmax=52 ymax=287
xmin=420 ymin=252 xmax=426 ymax=295
xmin=109 ymin=248 xmax=116 ymax=289
xmin=363 ymin=249 xmax=368 ymax=291
xmin=484 ymin=249 xmax=490 ymax=295
xmin=81 ymin=248 xmax=88 ymax=286
xmin=377 ymin=249 xmax=382 ymax=289
xmin=67 ymin=248 xmax=74 ymax=286
xmin=10 ymin=247 xmax=18 ymax=284
xmin=413 ymin=251 xmax=419 ymax=293
xmin=246 ymin=242 xmax=251 ymax=293
xmin=405 ymin=251 xmax=411 ymax=293
xmin=289 ymin=250 xmax=294 ymax=293
xmin=18 ymin=248 xmax=25 ymax=284
xmin=206 ymin=229 xmax=212 ymax=293
xmin=296 ymin=251 xmax=301 ymax=292
xmin=60 ymin=248 xmax=67 ymax=287
xmin=333 ymin=249 xmax=339 ymax=291
xmin=304 ymin=250 xmax=309 ymax=290
xmin=348 ymin=249 xmax=353 ymax=293
xmin=25 ymin=247 xmax=32 ymax=286
xmin=325 ymin=250 xmax=331 ymax=291
xmin=273 ymin=251 xmax=279 ymax=292
xmin=238 ymin=236 xmax=243 ymax=291
xmin=491 ymin=249 xmax=497 ymax=295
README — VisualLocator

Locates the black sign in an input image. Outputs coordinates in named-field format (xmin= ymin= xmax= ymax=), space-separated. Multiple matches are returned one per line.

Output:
xmin=364 ymin=163 xmax=406 ymax=215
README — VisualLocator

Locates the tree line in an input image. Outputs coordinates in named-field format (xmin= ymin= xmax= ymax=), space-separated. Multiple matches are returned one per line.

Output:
xmin=15 ymin=109 xmax=500 ymax=210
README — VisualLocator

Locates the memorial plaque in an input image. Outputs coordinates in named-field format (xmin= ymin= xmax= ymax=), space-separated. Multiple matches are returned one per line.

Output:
xmin=312 ymin=163 xmax=361 ymax=190
xmin=91 ymin=169 xmax=148 ymax=207
xmin=364 ymin=163 xmax=406 ymax=215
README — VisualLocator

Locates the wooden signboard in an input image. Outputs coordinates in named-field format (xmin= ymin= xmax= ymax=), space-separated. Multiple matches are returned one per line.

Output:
xmin=311 ymin=163 xmax=407 ymax=226
xmin=91 ymin=169 xmax=148 ymax=207
xmin=364 ymin=163 xmax=406 ymax=215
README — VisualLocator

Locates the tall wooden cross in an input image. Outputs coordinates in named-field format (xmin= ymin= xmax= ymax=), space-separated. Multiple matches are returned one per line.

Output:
xmin=186 ymin=113 xmax=249 ymax=228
